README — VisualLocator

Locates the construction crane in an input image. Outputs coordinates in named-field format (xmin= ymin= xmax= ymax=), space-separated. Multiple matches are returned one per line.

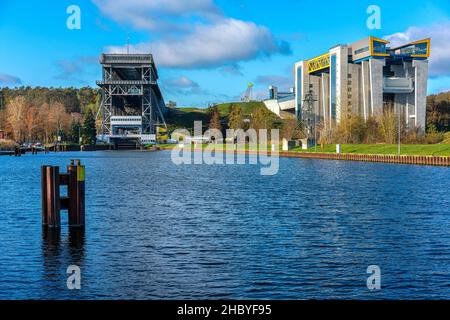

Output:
xmin=241 ymin=83 xmax=254 ymax=102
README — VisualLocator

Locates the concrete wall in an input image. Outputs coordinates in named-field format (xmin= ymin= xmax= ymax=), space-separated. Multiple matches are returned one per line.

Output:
xmin=348 ymin=63 xmax=362 ymax=116
xmin=309 ymin=74 xmax=322 ymax=122
xmin=361 ymin=60 xmax=371 ymax=121
xmin=330 ymin=46 xmax=349 ymax=123
xmin=321 ymin=73 xmax=330 ymax=126
xmin=369 ymin=58 xmax=385 ymax=115
xmin=413 ymin=59 xmax=429 ymax=131
xmin=351 ymin=37 xmax=371 ymax=62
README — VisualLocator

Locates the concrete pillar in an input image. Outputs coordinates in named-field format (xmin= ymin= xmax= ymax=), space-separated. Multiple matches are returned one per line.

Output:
xmin=413 ymin=59 xmax=428 ymax=131
xmin=330 ymin=46 xmax=349 ymax=123
xmin=294 ymin=61 xmax=309 ymax=120
xmin=369 ymin=58 xmax=385 ymax=116
xmin=361 ymin=60 xmax=371 ymax=121
xmin=309 ymin=74 xmax=321 ymax=122
xmin=348 ymin=63 xmax=361 ymax=116
xmin=321 ymin=73 xmax=330 ymax=126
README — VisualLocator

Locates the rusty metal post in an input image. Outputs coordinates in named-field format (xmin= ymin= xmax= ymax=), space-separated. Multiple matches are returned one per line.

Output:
xmin=41 ymin=165 xmax=48 ymax=226
xmin=46 ymin=166 xmax=61 ymax=228
xmin=76 ymin=160 xmax=86 ymax=228
xmin=67 ymin=160 xmax=78 ymax=227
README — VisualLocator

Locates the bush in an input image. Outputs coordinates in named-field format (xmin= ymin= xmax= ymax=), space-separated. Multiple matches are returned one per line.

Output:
xmin=0 ymin=139 xmax=17 ymax=151
xmin=336 ymin=114 xmax=366 ymax=143
xmin=423 ymin=124 xmax=445 ymax=144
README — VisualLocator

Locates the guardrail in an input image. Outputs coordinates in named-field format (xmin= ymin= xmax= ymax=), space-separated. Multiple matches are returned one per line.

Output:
xmin=279 ymin=152 xmax=450 ymax=166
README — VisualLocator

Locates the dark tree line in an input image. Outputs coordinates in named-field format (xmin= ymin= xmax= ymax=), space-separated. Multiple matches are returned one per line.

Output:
xmin=427 ymin=91 xmax=450 ymax=132
xmin=0 ymin=87 xmax=100 ymax=144
xmin=0 ymin=86 xmax=100 ymax=114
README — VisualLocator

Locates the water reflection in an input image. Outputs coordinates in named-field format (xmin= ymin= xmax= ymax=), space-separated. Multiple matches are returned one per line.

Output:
xmin=42 ymin=228 xmax=61 ymax=257
xmin=68 ymin=228 xmax=85 ymax=262
xmin=41 ymin=227 xmax=85 ymax=291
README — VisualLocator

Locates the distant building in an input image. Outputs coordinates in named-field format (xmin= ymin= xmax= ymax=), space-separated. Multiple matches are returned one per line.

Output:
xmin=166 ymin=101 xmax=177 ymax=108
xmin=264 ymin=36 xmax=430 ymax=131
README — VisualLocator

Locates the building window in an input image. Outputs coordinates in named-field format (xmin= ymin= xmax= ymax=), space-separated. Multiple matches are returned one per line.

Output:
xmin=372 ymin=40 xmax=387 ymax=54
xmin=355 ymin=46 xmax=370 ymax=55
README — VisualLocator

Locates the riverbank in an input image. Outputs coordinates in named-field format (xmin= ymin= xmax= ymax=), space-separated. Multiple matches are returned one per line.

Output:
xmin=158 ymin=143 xmax=450 ymax=166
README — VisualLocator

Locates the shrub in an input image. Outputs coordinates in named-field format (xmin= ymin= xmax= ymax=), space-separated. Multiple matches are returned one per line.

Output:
xmin=0 ymin=139 xmax=17 ymax=151
xmin=423 ymin=124 xmax=445 ymax=144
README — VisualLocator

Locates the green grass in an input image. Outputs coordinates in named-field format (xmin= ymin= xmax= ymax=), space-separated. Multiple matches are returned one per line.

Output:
xmin=291 ymin=143 xmax=450 ymax=156
xmin=160 ymin=142 xmax=450 ymax=156
xmin=214 ymin=101 xmax=265 ymax=117
xmin=165 ymin=108 xmax=210 ymax=131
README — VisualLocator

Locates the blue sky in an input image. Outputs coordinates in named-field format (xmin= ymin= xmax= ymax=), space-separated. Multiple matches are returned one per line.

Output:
xmin=1 ymin=0 xmax=450 ymax=107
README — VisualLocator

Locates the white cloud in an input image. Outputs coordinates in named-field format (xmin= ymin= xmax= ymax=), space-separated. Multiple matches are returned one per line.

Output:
xmin=94 ymin=0 xmax=290 ymax=69
xmin=385 ymin=21 xmax=450 ymax=78
xmin=93 ymin=0 xmax=220 ymax=32
xmin=162 ymin=76 xmax=206 ymax=96
xmin=163 ymin=76 xmax=199 ymax=89
xmin=0 ymin=73 xmax=22 ymax=85
xmin=108 ymin=18 xmax=290 ymax=68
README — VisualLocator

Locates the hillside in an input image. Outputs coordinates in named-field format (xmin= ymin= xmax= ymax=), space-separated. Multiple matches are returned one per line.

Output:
xmin=165 ymin=101 xmax=273 ymax=131
xmin=214 ymin=101 xmax=266 ymax=117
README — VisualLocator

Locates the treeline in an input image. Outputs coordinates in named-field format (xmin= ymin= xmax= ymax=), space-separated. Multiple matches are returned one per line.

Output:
xmin=208 ymin=104 xmax=448 ymax=145
xmin=207 ymin=104 xmax=282 ymax=132
xmin=318 ymin=110 xmax=447 ymax=145
xmin=0 ymin=87 xmax=100 ymax=144
xmin=427 ymin=91 xmax=450 ymax=132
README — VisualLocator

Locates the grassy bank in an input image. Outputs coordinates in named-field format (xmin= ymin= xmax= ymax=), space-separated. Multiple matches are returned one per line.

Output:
xmin=159 ymin=143 xmax=450 ymax=156
xmin=294 ymin=144 xmax=450 ymax=156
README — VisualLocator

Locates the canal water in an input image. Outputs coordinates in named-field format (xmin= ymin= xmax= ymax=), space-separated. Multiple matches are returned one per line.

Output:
xmin=0 ymin=151 xmax=449 ymax=299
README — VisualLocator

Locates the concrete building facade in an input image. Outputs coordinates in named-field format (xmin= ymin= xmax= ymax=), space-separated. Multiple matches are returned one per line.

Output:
xmin=293 ymin=36 xmax=430 ymax=131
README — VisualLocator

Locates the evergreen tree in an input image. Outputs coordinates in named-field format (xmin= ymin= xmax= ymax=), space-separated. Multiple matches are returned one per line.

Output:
xmin=69 ymin=120 xmax=81 ymax=144
xmin=81 ymin=111 xmax=97 ymax=145
xmin=209 ymin=106 xmax=222 ymax=131
xmin=228 ymin=105 xmax=243 ymax=130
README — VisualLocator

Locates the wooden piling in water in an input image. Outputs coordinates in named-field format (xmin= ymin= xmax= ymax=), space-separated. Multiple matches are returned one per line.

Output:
xmin=77 ymin=160 xmax=86 ymax=227
xmin=45 ymin=166 xmax=61 ymax=228
xmin=41 ymin=160 xmax=86 ymax=230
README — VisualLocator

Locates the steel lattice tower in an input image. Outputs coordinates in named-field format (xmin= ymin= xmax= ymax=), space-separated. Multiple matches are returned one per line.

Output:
xmin=96 ymin=54 xmax=167 ymax=144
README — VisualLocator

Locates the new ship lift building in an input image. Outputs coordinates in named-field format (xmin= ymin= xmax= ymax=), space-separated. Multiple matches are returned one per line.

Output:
xmin=290 ymin=36 xmax=430 ymax=130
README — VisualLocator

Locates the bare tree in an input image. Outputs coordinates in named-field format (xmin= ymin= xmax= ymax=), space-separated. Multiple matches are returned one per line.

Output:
xmin=5 ymin=96 xmax=26 ymax=142
xmin=23 ymin=105 xmax=41 ymax=141
xmin=377 ymin=109 xmax=398 ymax=144
xmin=39 ymin=103 xmax=53 ymax=143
